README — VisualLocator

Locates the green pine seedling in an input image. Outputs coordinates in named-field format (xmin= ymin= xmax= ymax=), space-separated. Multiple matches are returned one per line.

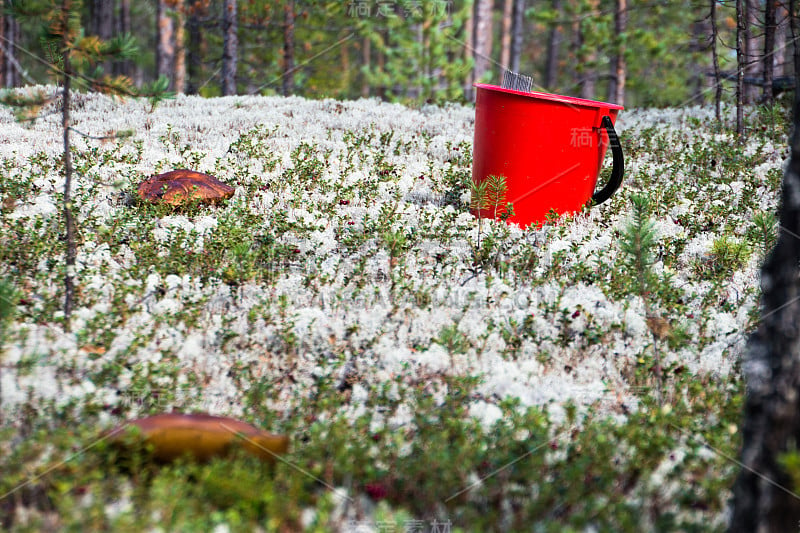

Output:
xmin=620 ymin=193 xmax=666 ymax=397
xmin=470 ymin=175 xmax=512 ymax=260
xmin=0 ymin=0 xmax=171 ymax=330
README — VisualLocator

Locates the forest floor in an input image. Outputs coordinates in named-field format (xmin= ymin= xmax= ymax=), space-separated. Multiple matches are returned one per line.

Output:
xmin=0 ymin=90 xmax=790 ymax=531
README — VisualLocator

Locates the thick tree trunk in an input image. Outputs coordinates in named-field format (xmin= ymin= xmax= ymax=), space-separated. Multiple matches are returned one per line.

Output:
xmin=222 ymin=0 xmax=238 ymax=96
xmin=545 ymin=0 xmax=561 ymax=89
xmin=361 ymin=37 xmax=370 ymax=98
xmin=500 ymin=0 xmax=513 ymax=68
xmin=764 ymin=0 xmax=777 ymax=103
xmin=579 ymin=67 xmax=596 ymax=99
xmin=0 ymin=0 xmax=5 ymax=88
xmin=173 ymin=4 xmax=186 ymax=94
xmin=473 ymin=0 xmax=494 ymax=84
xmin=509 ymin=0 xmax=525 ymax=73
xmin=89 ymin=0 xmax=114 ymax=41
xmin=464 ymin=0 xmax=475 ymax=99
xmin=607 ymin=0 xmax=626 ymax=104
xmin=577 ymin=0 xmax=599 ymax=100
xmin=774 ymin=4 xmax=789 ymax=78
xmin=729 ymin=20 xmax=800 ymax=531
xmin=113 ymin=0 xmax=132 ymax=77
xmin=2 ymin=8 xmax=20 ymax=87
xmin=689 ymin=15 xmax=710 ymax=105
xmin=283 ymin=0 xmax=295 ymax=96
xmin=156 ymin=0 xmax=175 ymax=87
xmin=186 ymin=6 xmax=201 ymax=94
xmin=570 ymin=8 xmax=581 ymax=94
xmin=377 ymin=31 xmax=386 ymax=99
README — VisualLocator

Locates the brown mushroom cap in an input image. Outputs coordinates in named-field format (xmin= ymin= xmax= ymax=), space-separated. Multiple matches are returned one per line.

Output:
xmin=108 ymin=413 xmax=289 ymax=462
xmin=137 ymin=169 xmax=235 ymax=206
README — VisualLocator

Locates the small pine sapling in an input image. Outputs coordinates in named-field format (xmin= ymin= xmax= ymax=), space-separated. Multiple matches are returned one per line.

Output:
xmin=620 ymin=193 xmax=666 ymax=396
xmin=470 ymin=174 xmax=512 ymax=255
xmin=470 ymin=178 xmax=489 ymax=252
xmin=620 ymin=194 xmax=658 ymax=298
xmin=485 ymin=173 xmax=510 ymax=220
xmin=751 ymin=210 xmax=777 ymax=257
xmin=0 ymin=0 xmax=171 ymax=330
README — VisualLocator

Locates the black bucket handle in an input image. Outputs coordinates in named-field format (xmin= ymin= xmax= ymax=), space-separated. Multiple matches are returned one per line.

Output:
xmin=591 ymin=115 xmax=624 ymax=205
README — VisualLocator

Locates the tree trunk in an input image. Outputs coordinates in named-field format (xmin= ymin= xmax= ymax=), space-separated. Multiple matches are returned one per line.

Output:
xmin=774 ymin=3 xmax=789 ymax=78
xmin=473 ymin=0 xmax=494 ymax=84
xmin=222 ymin=0 xmax=238 ymax=96
xmin=689 ymin=15 xmax=710 ymax=105
xmin=2 ymin=7 xmax=20 ymax=87
xmin=89 ymin=0 xmax=114 ymax=41
xmin=545 ymin=0 xmax=562 ymax=89
xmin=361 ymin=37 xmax=372 ymax=98
xmin=500 ymin=0 xmax=513 ymax=68
xmin=793 ymin=0 xmax=800 ymax=79
xmin=579 ymin=67 xmax=596 ymax=99
xmin=173 ymin=3 xmax=186 ymax=94
xmin=60 ymin=0 xmax=76 ymax=329
xmin=89 ymin=0 xmax=113 ymax=76
xmin=156 ymin=0 xmax=175 ymax=87
xmin=510 ymin=0 xmax=525 ymax=73
xmin=607 ymin=0 xmax=626 ymax=104
xmin=0 ymin=0 xmax=5 ymax=88
xmin=744 ymin=0 xmax=761 ymax=103
xmin=729 ymin=12 xmax=800 ymax=529
xmin=464 ymin=0 xmax=475 ymax=99
xmin=186 ymin=6 xmax=201 ymax=94
xmin=764 ymin=0 xmax=777 ymax=103
xmin=377 ymin=31 xmax=386 ymax=99
xmin=283 ymin=0 xmax=295 ymax=96
xmin=361 ymin=37 xmax=370 ymax=98
xmin=113 ymin=0 xmax=132 ymax=77
xmin=577 ymin=0 xmax=599 ymax=100
xmin=737 ymin=0 xmax=745 ymax=138
xmin=711 ymin=0 xmax=722 ymax=120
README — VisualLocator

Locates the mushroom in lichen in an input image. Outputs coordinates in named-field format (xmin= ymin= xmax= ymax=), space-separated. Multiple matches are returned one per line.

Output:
xmin=137 ymin=169 xmax=234 ymax=206
xmin=108 ymin=413 xmax=289 ymax=463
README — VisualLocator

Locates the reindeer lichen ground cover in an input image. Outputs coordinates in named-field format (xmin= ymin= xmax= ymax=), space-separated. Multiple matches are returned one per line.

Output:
xmin=0 ymin=90 xmax=789 ymax=531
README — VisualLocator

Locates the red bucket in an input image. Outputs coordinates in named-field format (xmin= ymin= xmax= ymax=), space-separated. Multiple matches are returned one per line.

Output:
xmin=471 ymin=83 xmax=624 ymax=228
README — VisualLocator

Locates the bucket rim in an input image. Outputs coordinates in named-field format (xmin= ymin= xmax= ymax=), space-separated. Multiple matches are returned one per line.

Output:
xmin=474 ymin=83 xmax=624 ymax=111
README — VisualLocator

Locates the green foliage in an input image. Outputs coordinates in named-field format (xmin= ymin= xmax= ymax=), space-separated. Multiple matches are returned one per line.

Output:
xmin=382 ymin=228 xmax=408 ymax=259
xmin=0 ymin=369 xmax=743 ymax=531
xmin=0 ymin=87 xmax=53 ymax=122
xmin=748 ymin=210 xmax=778 ymax=257
xmin=697 ymin=236 xmax=751 ymax=279
xmin=0 ymin=278 xmax=17 ymax=346
xmin=470 ymin=174 xmax=509 ymax=219
xmin=355 ymin=0 xmax=474 ymax=104
xmin=468 ymin=174 xmax=514 ymax=270
xmin=437 ymin=323 xmax=470 ymax=354
xmin=619 ymin=193 xmax=658 ymax=298
xmin=5 ymin=1 xmax=171 ymax=105
xmin=137 ymin=76 xmax=174 ymax=109
xmin=778 ymin=448 xmax=800 ymax=494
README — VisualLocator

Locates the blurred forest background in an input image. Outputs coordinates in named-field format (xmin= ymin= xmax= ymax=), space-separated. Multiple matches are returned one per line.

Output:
xmin=0 ymin=0 xmax=793 ymax=108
